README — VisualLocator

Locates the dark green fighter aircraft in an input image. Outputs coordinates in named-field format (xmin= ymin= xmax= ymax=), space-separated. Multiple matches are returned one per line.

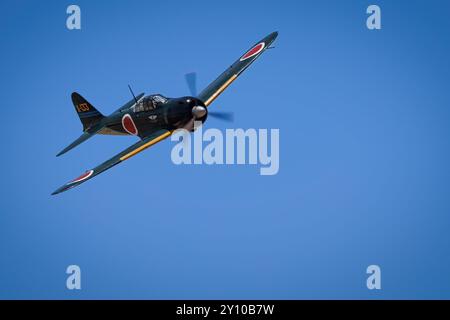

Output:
xmin=52 ymin=31 xmax=278 ymax=195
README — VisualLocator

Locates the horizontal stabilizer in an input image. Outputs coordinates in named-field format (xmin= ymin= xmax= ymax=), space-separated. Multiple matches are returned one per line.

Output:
xmin=57 ymin=132 xmax=93 ymax=157
xmin=56 ymin=120 xmax=106 ymax=157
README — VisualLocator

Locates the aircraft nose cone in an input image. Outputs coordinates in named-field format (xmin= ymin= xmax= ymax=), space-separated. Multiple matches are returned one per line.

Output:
xmin=192 ymin=105 xmax=207 ymax=119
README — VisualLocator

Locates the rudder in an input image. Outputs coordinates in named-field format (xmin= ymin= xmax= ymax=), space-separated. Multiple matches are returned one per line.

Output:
xmin=71 ymin=92 xmax=104 ymax=130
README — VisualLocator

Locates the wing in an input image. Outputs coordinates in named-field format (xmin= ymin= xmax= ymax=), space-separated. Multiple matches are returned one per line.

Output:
xmin=52 ymin=129 xmax=172 ymax=195
xmin=198 ymin=31 xmax=278 ymax=107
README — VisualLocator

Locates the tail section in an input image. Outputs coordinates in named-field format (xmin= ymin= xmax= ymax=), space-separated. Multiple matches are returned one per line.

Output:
xmin=56 ymin=93 xmax=106 ymax=157
xmin=71 ymin=92 xmax=104 ymax=130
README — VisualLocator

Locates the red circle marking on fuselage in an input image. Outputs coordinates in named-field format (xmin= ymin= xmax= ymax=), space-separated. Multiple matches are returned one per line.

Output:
xmin=122 ymin=114 xmax=138 ymax=135
xmin=240 ymin=42 xmax=265 ymax=61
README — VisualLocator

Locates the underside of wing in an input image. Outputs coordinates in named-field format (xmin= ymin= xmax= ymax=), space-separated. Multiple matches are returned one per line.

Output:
xmin=52 ymin=129 xmax=172 ymax=195
xmin=198 ymin=31 xmax=278 ymax=107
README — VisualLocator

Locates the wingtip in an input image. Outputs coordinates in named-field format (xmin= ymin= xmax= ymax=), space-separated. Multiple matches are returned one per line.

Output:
xmin=264 ymin=31 xmax=278 ymax=44
xmin=51 ymin=185 xmax=65 ymax=195
xmin=56 ymin=145 xmax=69 ymax=157
xmin=51 ymin=185 xmax=68 ymax=195
xmin=51 ymin=187 xmax=62 ymax=195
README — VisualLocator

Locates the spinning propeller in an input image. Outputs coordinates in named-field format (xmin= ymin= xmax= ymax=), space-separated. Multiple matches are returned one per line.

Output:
xmin=185 ymin=72 xmax=234 ymax=122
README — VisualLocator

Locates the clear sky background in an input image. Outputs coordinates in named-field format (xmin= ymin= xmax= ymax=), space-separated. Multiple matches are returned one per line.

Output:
xmin=1 ymin=0 xmax=450 ymax=299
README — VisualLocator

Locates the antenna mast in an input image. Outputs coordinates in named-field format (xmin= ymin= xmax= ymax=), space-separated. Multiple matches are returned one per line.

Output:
xmin=128 ymin=84 xmax=138 ymax=104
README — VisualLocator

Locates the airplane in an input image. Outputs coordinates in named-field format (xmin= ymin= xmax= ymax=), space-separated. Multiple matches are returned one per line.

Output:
xmin=52 ymin=31 xmax=278 ymax=195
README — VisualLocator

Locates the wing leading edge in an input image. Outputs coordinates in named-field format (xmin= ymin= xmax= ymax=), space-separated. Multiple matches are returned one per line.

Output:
xmin=198 ymin=31 xmax=278 ymax=107
xmin=52 ymin=129 xmax=172 ymax=195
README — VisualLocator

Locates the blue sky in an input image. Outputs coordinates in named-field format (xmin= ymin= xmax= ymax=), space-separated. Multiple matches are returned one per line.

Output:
xmin=1 ymin=0 xmax=450 ymax=299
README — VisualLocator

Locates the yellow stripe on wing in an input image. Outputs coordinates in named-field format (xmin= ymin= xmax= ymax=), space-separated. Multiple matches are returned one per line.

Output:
xmin=120 ymin=131 xmax=172 ymax=161
xmin=204 ymin=74 xmax=238 ymax=107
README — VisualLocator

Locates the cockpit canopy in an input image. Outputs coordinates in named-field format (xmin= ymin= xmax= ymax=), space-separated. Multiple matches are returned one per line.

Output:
xmin=132 ymin=94 xmax=168 ymax=113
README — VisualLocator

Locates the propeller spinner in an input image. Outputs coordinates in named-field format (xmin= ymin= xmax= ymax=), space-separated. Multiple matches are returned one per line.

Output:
xmin=185 ymin=72 xmax=234 ymax=123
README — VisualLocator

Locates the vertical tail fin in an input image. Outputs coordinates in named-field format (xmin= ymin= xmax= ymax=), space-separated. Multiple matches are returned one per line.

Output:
xmin=71 ymin=92 xmax=104 ymax=130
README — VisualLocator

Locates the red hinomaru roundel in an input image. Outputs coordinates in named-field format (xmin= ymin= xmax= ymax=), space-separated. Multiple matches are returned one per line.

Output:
xmin=122 ymin=114 xmax=138 ymax=135
xmin=240 ymin=42 xmax=265 ymax=61
xmin=69 ymin=170 xmax=94 ymax=185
